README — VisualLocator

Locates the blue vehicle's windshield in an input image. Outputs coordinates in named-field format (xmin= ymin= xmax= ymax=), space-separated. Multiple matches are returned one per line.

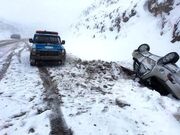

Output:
xmin=34 ymin=35 xmax=60 ymax=44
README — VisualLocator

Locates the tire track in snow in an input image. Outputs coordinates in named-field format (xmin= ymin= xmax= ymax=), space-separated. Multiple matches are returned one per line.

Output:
xmin=0 ymin=44 xmax=18 ymax=81
xmin=0 ymin=52 xmax=14 ymax=81
xmin=24 ymin=41 xmax=71 ymax=134
xmin=38 ymin=67 xmax=72 ymax=135
xmin=0 ymin=40 xmax=19 ymax=47
xmin=23 ymin=41 xmax=31 ymax=50
xmin=15 ymin=45 xmax=27 ymax=63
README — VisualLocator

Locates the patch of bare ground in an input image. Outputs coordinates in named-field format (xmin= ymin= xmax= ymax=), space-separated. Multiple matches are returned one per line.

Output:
xmin=146 ymin=0 xmax=174 ymax=16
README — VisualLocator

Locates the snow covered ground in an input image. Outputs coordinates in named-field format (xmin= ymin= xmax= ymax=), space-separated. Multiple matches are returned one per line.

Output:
xmin=0 ymin=42 xmax=50 ymax=134
xmin=49 ymin=56 xmax=180 ymax=135
xmin=0 ymin=40 xmax=179 ymax=135
xmin=0 ymin=0 xmax=180 ymax=135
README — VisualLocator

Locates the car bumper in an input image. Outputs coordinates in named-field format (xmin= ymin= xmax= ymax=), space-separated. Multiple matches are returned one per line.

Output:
xmin=31 ymin=54 xmax=65 ymax=61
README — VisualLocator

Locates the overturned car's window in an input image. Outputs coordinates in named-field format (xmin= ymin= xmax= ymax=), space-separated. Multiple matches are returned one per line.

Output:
xmin=139 ymin=64 xmax=147 ymax=76
xmin=34 ymin=35 xmax=60 ymax=44
xmin=142 ymin=58 xmax=155 ymax=70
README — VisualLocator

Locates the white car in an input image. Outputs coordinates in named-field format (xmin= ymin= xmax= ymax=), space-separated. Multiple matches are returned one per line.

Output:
xmin=132 ymin=44 xmax=180 ymax=99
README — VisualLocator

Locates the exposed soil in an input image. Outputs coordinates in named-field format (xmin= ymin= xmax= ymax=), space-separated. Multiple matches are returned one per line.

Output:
xmin=146 ymin=0 xmax=174 ymax=16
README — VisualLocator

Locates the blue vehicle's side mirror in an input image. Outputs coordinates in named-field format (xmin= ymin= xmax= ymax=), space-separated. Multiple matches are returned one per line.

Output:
xmin=61 ymin=40 xmax=65 ymax=45
xmin=158 ymin=52 xmax=179 ymax=65
xmin=29 ymin=38 xmax=33 ymax=43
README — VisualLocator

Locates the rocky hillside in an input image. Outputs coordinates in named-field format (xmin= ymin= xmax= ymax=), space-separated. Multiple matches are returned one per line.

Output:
xmin=146 ymin=0 xmax=180 ymax=43
xmin=72 ymin=0 xmax=180 ymax=43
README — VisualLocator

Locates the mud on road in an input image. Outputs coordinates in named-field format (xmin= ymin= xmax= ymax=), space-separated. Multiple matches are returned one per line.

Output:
xmin=38 ymin=67 xmax=72 ymax=135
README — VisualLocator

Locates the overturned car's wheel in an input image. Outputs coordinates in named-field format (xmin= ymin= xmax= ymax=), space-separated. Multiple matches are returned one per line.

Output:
xmin=138 ymin=44 xmax=150 ymax=52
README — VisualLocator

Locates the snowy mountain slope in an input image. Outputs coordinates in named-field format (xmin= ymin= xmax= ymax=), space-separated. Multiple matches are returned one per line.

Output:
xmin=0 ymin=21 xmax=18 ymax=33
xmin=68 ymin=0 xmax=180 ymax=65
xmin=145 ymin=0 xmax=180 ymax=43
xmin=73 ymin=0 xmax=140 ymax=37
xmin=0 ymin=19 xmax=21 ymax=40
xmin=73 ymin=0 xmax=180 ymax=41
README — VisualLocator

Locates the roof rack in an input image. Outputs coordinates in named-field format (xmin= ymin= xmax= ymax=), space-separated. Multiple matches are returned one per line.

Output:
xmin=36 ymin=30 xmax=58 ymax=35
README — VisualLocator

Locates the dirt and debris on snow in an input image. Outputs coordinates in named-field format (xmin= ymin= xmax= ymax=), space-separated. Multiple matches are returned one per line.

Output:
xmin=48 ymin=54 xmax=180 ymax=135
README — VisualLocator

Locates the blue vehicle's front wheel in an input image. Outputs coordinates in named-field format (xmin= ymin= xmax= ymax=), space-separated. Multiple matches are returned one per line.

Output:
xmin=30 ymin=58 xmax=36 ymax=66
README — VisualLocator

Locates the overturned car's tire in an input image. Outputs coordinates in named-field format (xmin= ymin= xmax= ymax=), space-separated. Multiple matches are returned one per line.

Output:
xmin=138 ymin=44 xmax=150 ymax=52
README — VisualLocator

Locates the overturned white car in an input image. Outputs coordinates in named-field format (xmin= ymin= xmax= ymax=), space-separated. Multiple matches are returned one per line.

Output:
xmin=132 ymin=44 xmax=180 ymax=99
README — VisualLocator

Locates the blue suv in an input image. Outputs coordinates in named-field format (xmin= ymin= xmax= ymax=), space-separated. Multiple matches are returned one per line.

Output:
xmin=29 ymin=30 xmax=66 ymax=66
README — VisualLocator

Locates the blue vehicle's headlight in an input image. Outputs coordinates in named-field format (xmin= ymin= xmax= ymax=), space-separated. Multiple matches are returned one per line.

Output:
xmin=31 ymin=48 xmax=36 ymax=54
xmin=61 ymin=49 xmax=65 ymax=53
